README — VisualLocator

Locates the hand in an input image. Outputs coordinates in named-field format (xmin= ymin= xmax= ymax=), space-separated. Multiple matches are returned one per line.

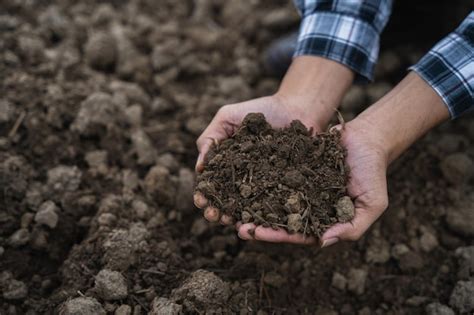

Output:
xmin=194 ymin=56 xmax=355 ymax=245
xmin=321 ymin=72 xmax=450 ymax=247
xmin=194 ymin=94 xmax=323 ymax=244
xmin=320 ymin=120 xmax=389 ymax=247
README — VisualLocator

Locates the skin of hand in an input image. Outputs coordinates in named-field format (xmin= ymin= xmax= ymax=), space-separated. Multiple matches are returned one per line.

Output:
xmin=320 ymin=72 xmax=450 ymax=247
xmin=194 ymin=56 xmax=355 ymax=245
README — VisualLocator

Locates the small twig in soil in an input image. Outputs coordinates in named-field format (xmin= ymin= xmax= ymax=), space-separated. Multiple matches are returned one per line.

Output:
xmin=207 ymin=192 xmax=223 ymax=207
xmin=263 ymin=283 xmax=272 ymax=308
xmin=335 ymin=108 xmax=345 ymax=129
xmin=242 ymin=172 xmax=247 ymax=183
xmin=134 ymin=288 xmax=153 ymax=294
xmin=303 ymin=218 xmax=309 ymax=236
xmin=248 ymin=208 xmax=268 ymax=225
xmin=132 ymin=295 xmax=149 ymax=312
xmin=258 ymin=271 xmax=264 ymax=305
xmin=231 ymin=161 xmax=236 ymax=190
xmin=213 ymin=138 xmax=219 ymax=150
xmin=77 ymin=290 xmax=85 ymax=297
xmin=140 ymin=269 xmax=166 ymax=276
xmin=8 ymin=110 xmax=26 ymax=138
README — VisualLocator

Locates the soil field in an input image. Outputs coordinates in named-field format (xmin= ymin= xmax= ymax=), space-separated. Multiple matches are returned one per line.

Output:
xmin=0 ymin=1 xmax=473 ymax=314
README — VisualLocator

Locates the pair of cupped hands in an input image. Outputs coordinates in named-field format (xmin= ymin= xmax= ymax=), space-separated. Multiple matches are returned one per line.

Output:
xmin=193 ymin=95 xmax=390 ymax=247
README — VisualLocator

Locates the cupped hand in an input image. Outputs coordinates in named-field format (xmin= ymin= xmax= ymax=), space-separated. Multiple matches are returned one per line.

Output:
xmin=194 ymin=94 xmax=322 ymax=244
xmin=320 ymin=120 xmax=389 ymax=247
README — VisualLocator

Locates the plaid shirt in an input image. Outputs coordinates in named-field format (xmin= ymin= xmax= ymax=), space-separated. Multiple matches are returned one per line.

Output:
xmin=293 ymin=0 xmax=474 ymax=118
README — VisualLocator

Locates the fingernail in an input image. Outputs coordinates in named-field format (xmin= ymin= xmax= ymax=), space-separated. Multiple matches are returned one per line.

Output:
xmin=195 ymin=154 xmax=203 ymax=172
xmin=321 ymin=237 xmax=339 ymax=248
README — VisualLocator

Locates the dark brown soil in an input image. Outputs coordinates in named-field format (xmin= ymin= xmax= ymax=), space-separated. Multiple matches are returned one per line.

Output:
xmin=196 ymin=113 xmax=353 ymax=236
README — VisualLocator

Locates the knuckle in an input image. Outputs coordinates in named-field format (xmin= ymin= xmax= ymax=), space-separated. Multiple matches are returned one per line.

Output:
xmin=346 ymin=230 xmax=363 ymax=241
xmin=374 ymin=197 xmax=389 ymax=211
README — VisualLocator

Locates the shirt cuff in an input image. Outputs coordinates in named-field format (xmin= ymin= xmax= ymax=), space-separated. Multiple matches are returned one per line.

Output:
xmin=409 ymin=17 xmax=474 ymax=119
xmin=293 ymin=11 xmax=381 ymax=83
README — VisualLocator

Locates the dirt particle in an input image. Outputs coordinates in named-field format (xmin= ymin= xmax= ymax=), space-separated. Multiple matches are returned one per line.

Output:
xmin=18 ymin=35 xmax=45 ymax=64
xmin=446 ymin=198 xmax=474 ymax=237
xmin=398 ymin=251 xmax=424 ymax=271
xmin=3 ymin=279 xmax=28 ymax=300
xmin=47 ymin=165 xmax=82 ymax=194
xmin=71 ymin=92 xmax=120 ymax=135
xmin=285 ymin=193 xmax=301 ymax=213
xmin=331 ymin=272 xmax=347 ymax=291
xmin=34 ymin=201 xmax=59 ymax=228
xmin=150 ymin=297 xmax=182 ymax=315
xmin=239 ymin=184 xmax=252 ymax=198
xmin=8 ymin=228 xmax=30 ymax=247
xmin=60 ymin=297 xmax=106 ymax=315
xmin=171 ymin=269 xmax=230 ymax=313
xmin=425 ymin=302 xmax=455 ymax=315
xmin=336 ymin=196 xmax=355 ymax=223
xmin=242 ymin=113 xmax=271 ymax=134
xmin=94 ymin=269 xmax=128 ymax=301
xmin=263 ymin=271 xmax=286 ymax=288
xmin=282 ymin=170 xmax=305 ymax=189
xmin=176 ymin=168 xmax=195 ymax=213
xmin=455 ymin=246 xmax=474 ymax=280
xmin=440 ymin=153 xmax=474 ymax=185
xmin=0 ymin=100 xmax=15 ymax=123
xmin=419 ymin=230 xmax=439 ymax=253
xmin=391 ymin=243 xmax=410 ymax=260
xmin=102 ymin=229 xmax=135 ymax=271
xmin=287 ymin=213 xmax=303 ymax=233
xmin=241 ymin=211 xmax=252 ymax=223
xmin=347 ymin=268 xmax=368 ymax=295
xmin=131 ymin=129 xmax=157 ymax=166
xmin=97 ymin=213 xmax=117 ymax=226
xmin=114 ymin=304 xmax=132 ymax=315
xmin=190 ymin=218 xmax=208 ymax=236
xmin=449 ymin=280 xmax=474 ymax=313
xmin=85 ymin=31 xmax=117 ymax=71
xmin=144 ymin=165 xmax=177 ymax=206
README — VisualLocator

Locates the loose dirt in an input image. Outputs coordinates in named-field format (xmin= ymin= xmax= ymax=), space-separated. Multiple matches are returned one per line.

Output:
xmin=196 ymin=113 xmax=353 ymax=237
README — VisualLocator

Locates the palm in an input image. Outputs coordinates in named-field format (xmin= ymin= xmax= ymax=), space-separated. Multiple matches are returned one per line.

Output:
xmin=194 ymin=96 xmax=324 ymax=244
xmin=321 ymin=124 xmax=389 ymax=244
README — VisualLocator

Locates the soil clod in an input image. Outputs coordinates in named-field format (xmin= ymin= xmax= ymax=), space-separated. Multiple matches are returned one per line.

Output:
xmin=196 ymin=113 xmax=350 ymax=236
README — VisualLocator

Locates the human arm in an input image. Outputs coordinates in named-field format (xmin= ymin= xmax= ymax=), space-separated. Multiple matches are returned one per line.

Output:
xmin=194 ymin=55 xmax=355 ymax=241
xmin=321 ymin=10 xmax=474 ymax=245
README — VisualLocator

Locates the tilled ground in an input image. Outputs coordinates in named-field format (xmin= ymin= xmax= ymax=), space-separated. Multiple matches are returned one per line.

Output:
xmin=0 ymin=1 xmax=473 ymax=314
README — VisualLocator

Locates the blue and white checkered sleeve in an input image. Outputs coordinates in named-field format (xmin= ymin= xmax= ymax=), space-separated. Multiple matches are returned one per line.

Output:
xmin=293 ymin=0 xmax=393 ymax=83
xmin=409 ymin=12 xmax=474 ymax=119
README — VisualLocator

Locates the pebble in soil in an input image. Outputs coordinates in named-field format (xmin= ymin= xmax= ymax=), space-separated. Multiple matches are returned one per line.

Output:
xmin=196 ymin=113 xmax=353 ymax=237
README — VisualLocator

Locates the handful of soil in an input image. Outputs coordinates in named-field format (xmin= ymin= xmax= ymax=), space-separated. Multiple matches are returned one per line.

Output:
xmin=195 ymin=113 xmax=354 ymax=237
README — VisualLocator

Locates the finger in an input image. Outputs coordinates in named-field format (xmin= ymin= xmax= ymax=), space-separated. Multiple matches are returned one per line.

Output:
xmin=195 ymin=109 xmax=233 ymax=172
xmin=321 ymin=207 xmax=378 ymax=244
xmin=204 ymin=206 xmax=220 ymax=222
xmin=253 ymin=226 xmax=316 ymax=245
xmin=193 ymin=192 xmax=208 ymax=209
xmin=220 ymin=214 xmax=233 ymax=225
xmin=237 ymin=223 xmax=257 ymax=240
xmin=195 ymin=140 xmax=212 ymax=173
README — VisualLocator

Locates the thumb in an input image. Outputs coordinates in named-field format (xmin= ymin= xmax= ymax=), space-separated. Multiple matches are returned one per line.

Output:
xmin=320 ymin=208 xmax=378 ymax=247
xmin=195 ymin=108 xmax=234 ymax=172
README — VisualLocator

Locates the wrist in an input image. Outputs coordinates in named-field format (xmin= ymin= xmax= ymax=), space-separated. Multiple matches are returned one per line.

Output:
xmin=351 ymin=72 xmax=450 ymax=163
xmin=276 ymin=56 xmax=354 ymax=128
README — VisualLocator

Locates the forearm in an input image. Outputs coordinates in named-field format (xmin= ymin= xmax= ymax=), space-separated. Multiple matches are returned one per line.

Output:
xmin=276 ymin=56 xmax=355 ymax=127
xmin=351 ymin=72 xmax=450 ymax=163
